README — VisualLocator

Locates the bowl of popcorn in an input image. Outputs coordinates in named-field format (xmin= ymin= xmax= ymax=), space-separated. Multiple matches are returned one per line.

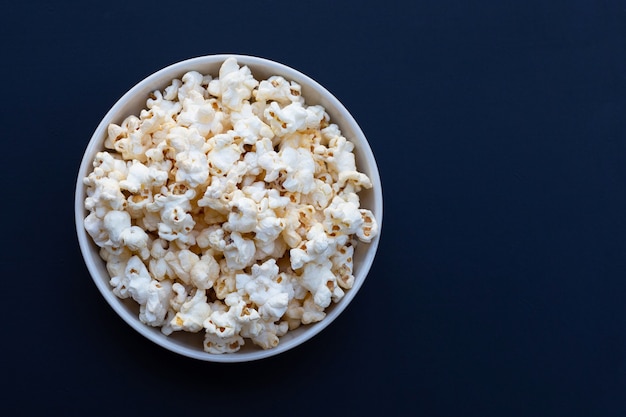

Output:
xmin=75 ymin=55 xmax=382 ymax=362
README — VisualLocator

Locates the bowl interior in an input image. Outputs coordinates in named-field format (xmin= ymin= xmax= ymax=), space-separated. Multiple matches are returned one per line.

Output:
xmin=75 ymin=54 xmax=383 ymax=362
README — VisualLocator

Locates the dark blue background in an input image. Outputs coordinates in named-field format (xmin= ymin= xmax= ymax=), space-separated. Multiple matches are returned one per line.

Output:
xmin=1 ymin=1 xmax=625 ymax=416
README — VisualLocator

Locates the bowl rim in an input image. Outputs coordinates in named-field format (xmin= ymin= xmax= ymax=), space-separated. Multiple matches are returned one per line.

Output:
xmin=74 ymin=54 xmax=383 ymax=363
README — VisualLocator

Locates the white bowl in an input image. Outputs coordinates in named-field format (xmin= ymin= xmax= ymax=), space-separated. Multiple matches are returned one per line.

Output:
xmin=74 ymin=54 xmax=383 ymax=362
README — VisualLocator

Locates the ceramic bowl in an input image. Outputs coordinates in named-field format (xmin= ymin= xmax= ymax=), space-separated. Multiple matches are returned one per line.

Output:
xmin=75 ymin=54 xmax=383 ymax=362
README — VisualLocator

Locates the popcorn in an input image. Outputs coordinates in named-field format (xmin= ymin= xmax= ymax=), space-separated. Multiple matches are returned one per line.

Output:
xmin=254 ymin=215 xmax=284 ymax=245
xmin=279 ymin=147 xmax=316 ymax=194
xmin=214 ymin=260 xmax=236 ymax=300
xmin=119 ymin=160 xmax=168 ymax=193
xmin=236 ymin=259 xmax=291 ymax=321
xmin=299 ymin=260 xmax=336 ymax=308
xmin=83 ymin=57 xmax=379 ymax=354
xmin=356 ymin=209 xmax=378 ymax=243
xmin=107 ymin=115 xmax=153 ymax=162
xmin=250 ymin=321 xmax=289 ymax=350
xmin=223 ymin=232 xmax=256 ymax=270
xmin=84 ymin=174 xmax=125 ymax=214
xmin=206 ymin=131 xmax=241 ymax=174
xmin=207 ymin=57 xmax=258 ymax=111
xmin=225 ymin=190 xmax=258 ymax=233
xmin=204 ymin=332 xmax=245 ymax=354
xmin=139 ymin=279 xmax=173 ymax=327
xmin=264 ymin=101 xmax=308 ymax=135
xmin=163 ymin=248 xmax=199 ymax=285
xmin=301 ymin=293 xmax=326 ymax=324
xmin=102 ymin=210 xmax=132 ymax=246
xmin=169 ymin=282 xmax=188 ymax=311
xmin=125 ymin=256 xmax=154 ymax=305
xmin=148 ymin=238 xmax=174 ymax=281
xmin=84 ymin=212 xmax=108 ymax=247
xmin=231 ymin=103 xmax=274 ymax=144
xmin=190 ymin=253 xmax=220 ymax=290
xmin=170 ymin=288 xmax=212 ymax=333
xmin=323 ymin=194 xmax=364 ymax=236
xmin=255 ymin=75 xmax=303 ymax=104
xmin=331 ymin=243 xmax=355 ymax=289
xmin=176 ymin=72 xmax=224 ymax=138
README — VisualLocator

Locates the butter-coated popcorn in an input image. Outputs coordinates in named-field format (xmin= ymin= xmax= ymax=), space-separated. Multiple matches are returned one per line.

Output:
xmin=83 ymin=57 xmax=378 ymax=353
